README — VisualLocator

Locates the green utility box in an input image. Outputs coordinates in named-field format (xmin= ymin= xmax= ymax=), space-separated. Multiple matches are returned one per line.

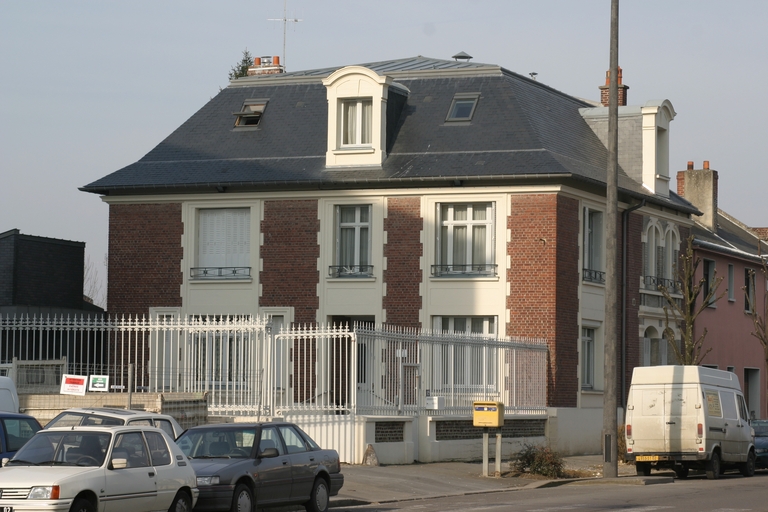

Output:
xmin=473 ymin=401 xmax=504 ymax=427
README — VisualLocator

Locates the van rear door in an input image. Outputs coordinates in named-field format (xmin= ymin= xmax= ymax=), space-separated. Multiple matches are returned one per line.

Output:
xmin=665 ymin=384 xmax=698 ymax=453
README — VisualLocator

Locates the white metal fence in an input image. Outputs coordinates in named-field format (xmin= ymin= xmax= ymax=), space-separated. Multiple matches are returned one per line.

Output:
xmin=0 ymin=315 xmax=548 ymax=417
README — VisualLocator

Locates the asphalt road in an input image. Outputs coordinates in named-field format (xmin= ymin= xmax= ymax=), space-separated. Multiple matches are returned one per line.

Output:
xmin=335 ymin=470 xmax=768 ymax=511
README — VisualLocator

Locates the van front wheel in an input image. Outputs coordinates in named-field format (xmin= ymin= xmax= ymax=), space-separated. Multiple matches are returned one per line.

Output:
xmin=636 ymin=462 xmax=651 ymax=476
xmin=740 ymin=450 xmax=756 ymax=477
xmin=706 ymin=451 xmax=721 ymax=480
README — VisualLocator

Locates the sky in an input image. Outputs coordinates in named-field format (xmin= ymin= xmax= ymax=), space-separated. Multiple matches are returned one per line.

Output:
xmin=1 ymin=0 xmax=766 ymax=308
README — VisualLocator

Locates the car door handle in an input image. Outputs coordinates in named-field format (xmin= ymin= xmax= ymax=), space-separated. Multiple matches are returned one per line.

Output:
xmin=666 ymin=421 xmax=675 ymax=425
xmin=282 ymin=460 xmax=288 ymax=465
xmin=148 ymin=471 xmax=155 ymax=477
xmin=310 ymin=457 xmax=315 ymax=462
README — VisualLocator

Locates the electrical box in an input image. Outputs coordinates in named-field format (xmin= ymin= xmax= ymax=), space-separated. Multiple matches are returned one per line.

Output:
xmin=425 ymin=396 xmax=445 ymax=410
xmin=473 ymin=401 xmax=504 ymax=427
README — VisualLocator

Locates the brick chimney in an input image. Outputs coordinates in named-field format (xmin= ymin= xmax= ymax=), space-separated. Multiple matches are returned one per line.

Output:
xmin=599 ymin=67 xmax=629 ymax=107
xmin=676 ymin=160 xmax=719 ymax=232
xmin=247 ymin=55 xmax=285 ymax=76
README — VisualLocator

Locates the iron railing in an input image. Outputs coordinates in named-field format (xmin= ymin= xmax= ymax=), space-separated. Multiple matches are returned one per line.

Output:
xmin=328 ymin=265 xmax=374 ymax=278
xmin=583 ymin=268 xmax=605 ymax=284
xmin=643 ymin=275 xmax=681 ymax=294
xmin=431 ymin=264 xmax=498 ymax=277
xmin=190 ymin=267 xmax=251 ymax=279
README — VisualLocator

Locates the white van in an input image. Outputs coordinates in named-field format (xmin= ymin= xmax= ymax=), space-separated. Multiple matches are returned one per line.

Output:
xmin=625 ymin=365 xmax=755 ymax=479
xmin=0 ymin=376 xmax=20 ymax=413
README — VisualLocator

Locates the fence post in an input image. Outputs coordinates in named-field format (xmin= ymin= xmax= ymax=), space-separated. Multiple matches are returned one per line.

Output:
xmin=127 ymin=363 xmax=133 ymax=410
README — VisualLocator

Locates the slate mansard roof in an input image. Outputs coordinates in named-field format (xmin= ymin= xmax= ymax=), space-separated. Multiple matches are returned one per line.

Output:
xmin=80 ymin=56 xmax=696 ymax=213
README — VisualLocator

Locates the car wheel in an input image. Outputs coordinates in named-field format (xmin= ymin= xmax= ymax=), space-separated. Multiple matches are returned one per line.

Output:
xmin=230 ymin=483 xmax=253 ymax=512
xmin=304 ymin=478 xmax=329 ymax=512
xmin=706 ymin=451 xmax=721 ymax=480
xmin=169 ymin=490 xmax=192 ymax=512
xmin=673 ymin=465 xmax=689 ymax=479
xmin=740 ymin=450 xmax=756 ymax=477
xmin=70 ymin=497 xmax=95 ymax=512
xmin=635 ymin=462 xmax=651 ymax=476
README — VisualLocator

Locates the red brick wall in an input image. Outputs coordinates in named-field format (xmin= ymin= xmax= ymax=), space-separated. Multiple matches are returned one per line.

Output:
xmin=108 ymin=203 xmax=183 ymax=316
xmin=508 ymin=194 xmax=579 ymax=407
xmin=260 ymin=200 xmax=320 ymax=325
xmin=622 ymin=211 xmax=643 ymax=404
xmin=383 ymin=197 xmax=423 ymax=328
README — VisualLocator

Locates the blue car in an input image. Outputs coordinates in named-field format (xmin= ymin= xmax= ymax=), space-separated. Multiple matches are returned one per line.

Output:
xmin=754 ymin=420 xmax=768 ymax=469
xmin=0 ymin=411 xmax=42 ymax=459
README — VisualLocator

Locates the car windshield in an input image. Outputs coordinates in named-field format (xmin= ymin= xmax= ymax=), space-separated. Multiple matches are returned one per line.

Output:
xmin=176 ymin=427 xmax=256 ymax=458
xmin=752 ymin=420 xmax=768 ymax=436
xmin=9 ymin=431 xmax=111 ymax=466
xmin=47 ymin=412 xmax=124 ymax=428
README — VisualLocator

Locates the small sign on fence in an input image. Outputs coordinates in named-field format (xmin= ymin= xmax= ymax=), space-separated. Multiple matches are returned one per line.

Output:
xmin=88 ymin=375 xmax=110 ymax=392
xmin=60 ymin=374 xmax=87 ymax=396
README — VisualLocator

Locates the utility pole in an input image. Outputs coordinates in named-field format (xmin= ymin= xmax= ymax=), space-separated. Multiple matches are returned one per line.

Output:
xmin=268 ymin=0 xmax=302 ymax=70
xmin=603 ymin=0 xmax=620 ymax=479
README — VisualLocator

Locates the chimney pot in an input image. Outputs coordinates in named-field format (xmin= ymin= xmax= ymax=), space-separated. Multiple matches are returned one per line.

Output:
xmin=687 ymin=161 xmax=694 ymax=170
xmin=273 ymin=55 xmax=280 ymax=66
xmin=703 ymin=160 xmax=710 ymax=170
xmin=254 ymin=57 xmax=261 ymax=66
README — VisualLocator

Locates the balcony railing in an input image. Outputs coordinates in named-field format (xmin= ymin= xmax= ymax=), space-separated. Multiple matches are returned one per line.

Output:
xmin=190 ymin=267 xmax=251 ymax=279
xmin=431 ymin=264 xmax=498 ymax=277
xmin=583 ymin=268 xmax=605 ymax=284
xmin=643 ymin=275 xmax=681 ymax=294
xmin=328 ymin=265 xmax=374 ymax=278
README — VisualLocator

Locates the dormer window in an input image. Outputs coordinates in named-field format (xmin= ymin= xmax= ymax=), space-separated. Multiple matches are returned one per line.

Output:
xmin=233 ymin=99 xmax=268 ymax=128
xmin=446 ymin=93 xmax=480 ymax=122
xmin=341 ymin=99 xmax=372 ymax=146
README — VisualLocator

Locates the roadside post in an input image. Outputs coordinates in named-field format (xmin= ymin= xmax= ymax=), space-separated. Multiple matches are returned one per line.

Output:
xmin=473 ymin=401 xmax=504 ymax=477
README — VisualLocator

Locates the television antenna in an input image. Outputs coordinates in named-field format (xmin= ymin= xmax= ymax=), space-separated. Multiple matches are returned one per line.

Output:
xmin=268 ymin=0 xmax=302 ymax=70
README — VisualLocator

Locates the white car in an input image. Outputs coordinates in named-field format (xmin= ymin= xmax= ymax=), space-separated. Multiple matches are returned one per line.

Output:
xmin=45 ymin=408 xmax=184 ymax=439
xmin=0 ymin=425 xmax=198 ymax=512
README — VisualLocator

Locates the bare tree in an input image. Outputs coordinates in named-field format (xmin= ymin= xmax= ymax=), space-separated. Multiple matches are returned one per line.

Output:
xmin=83 ymin=252 xmax=106 ymax=309
xmin=658 ymin=235 xmax=725 ymax=365
xmin=228 ymin=49 xmax=254 ymax=80
xmin=744 ymin=241 xmax=768 ymax=387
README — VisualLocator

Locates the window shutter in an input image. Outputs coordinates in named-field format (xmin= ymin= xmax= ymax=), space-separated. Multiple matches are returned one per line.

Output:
xmin=642 ymin=337 xmax=650 ymax=366
xmin=656 ymin=245 xmax=664 ymax=278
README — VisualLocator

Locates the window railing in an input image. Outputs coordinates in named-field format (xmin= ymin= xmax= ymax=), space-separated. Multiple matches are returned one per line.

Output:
xmin=328 ymin=265 xmax=374 ymax=278
xmin=582 ymin=268 xmax=605 ymax=284
xmin=643 ymin=275 xmax=681 ymax=294
xmin=191 ymin=267 xmax=251 ymax=279
xmin=431 ymin=264 xmax=498 ymax=277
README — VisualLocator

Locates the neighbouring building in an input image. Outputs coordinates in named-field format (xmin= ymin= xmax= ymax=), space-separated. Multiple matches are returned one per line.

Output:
xmin=676 ymin=162 xmax=768 ymax=417
xmin=81 ymin=54 xmax=703 ymax=454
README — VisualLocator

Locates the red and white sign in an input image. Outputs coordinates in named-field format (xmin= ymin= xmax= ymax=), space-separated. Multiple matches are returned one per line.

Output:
xmin=60 ymin=374 xmax=87 ymax=396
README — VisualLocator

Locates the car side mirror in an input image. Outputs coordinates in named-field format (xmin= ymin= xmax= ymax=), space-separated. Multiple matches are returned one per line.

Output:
xmin=258 ymin=448 xmax=279 ymax=459
xmin=110 ymin=458 xmax=128 ymax=469
xmin=1 ymin=457 xmax=8 ymax=467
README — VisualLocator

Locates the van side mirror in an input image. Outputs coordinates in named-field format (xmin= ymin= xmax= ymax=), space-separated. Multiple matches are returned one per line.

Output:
xmin=258 ymin=448 xmax=279 ymax=459
xmin=110 ymin=458 xmax=128 ymax=469
xmin=1 ymin=457 xmax=8 ymax=467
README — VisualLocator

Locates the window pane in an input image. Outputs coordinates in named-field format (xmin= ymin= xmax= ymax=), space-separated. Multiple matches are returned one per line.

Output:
xmin=340 ymin=206 xmax=356 ymax=223
xmin=279 ymin=426 xmax=308 ymax=454
xmin=453 ymin=205 xmax=467 ymax=221
xmin=145 ymin=431 xmax=172 ymax=466
xmin=360 ymin=206 xmax=369 ymax=223
xmin=339 ymin=228 xmax=354 ymax=266
xmin=453 ymin=317 xmax=466 ymax=333
xmin=472 ymin=225 xmax=486 ymax=265
xmin=453 ymin=226 xmax=467 ymax=265
xmin=360 ymin=227 xmax=369 ymax=265
xmin=343 ymin=102 xmax=356 ymax=145
xmin=472 ymin=205 xmax=486 ymax=221
xmin=471 ymin=317 xmax=484 ymax=334
xmin=361 ymin=100 xmax=372 ymax=144
xmin=450 ymin=99 xmax=475 ymax=119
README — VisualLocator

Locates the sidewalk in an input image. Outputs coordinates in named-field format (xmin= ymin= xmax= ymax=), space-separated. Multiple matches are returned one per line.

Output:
xmin=329 ymin=456 xmax=671 ymax=508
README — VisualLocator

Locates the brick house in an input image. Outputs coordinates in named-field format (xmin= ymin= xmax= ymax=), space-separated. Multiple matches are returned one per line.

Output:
xmin=81 ymin=55 xmax=700 ymax=446
xmin=676 ymin=162 xmax=768 ymax=417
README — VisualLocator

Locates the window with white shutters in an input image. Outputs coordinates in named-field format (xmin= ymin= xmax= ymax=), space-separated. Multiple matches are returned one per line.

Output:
xmin=192 ymin=208 xmax=251 ymax=279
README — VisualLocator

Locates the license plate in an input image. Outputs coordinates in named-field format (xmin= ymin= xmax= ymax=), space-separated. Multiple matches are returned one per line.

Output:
xmin=636 ymin=455 xmax=659 ymax=461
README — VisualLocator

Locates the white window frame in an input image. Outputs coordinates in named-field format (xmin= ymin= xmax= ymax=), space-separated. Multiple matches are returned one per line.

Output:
xmin=703 ymin=259 xmax=716 ymax=307
xmin=582 ymin=327 xmax=595 ymax=389
xmin=583 ymin=207 xmax=604 ymax=283
xmin=340 ymin=98 xmax=372 ymax=147
xmin=194 ymin=208 xmax=251 ymax=279
xmin=334 ymin=205 xmax=372 ymax=277
xmin=435 ymin=202 xmax=495 ymax=275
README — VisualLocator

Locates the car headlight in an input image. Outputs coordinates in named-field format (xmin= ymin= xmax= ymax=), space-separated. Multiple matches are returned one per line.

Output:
xmin=29 ymin=486 xmax=60 ymax=500
xmin=196 ymin=476 xmax=220 ymax=486
xmin=756 ymin=448 xmax=767 ymax=454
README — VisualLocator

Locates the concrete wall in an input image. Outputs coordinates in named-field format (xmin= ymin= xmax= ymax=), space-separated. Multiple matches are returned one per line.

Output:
xmin=546 ymin=407 xmax=603 ymax=454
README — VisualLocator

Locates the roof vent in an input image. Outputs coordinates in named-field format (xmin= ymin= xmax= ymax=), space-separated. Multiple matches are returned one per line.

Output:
xmin=452 ymin=51 xmax=473 ymax=62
